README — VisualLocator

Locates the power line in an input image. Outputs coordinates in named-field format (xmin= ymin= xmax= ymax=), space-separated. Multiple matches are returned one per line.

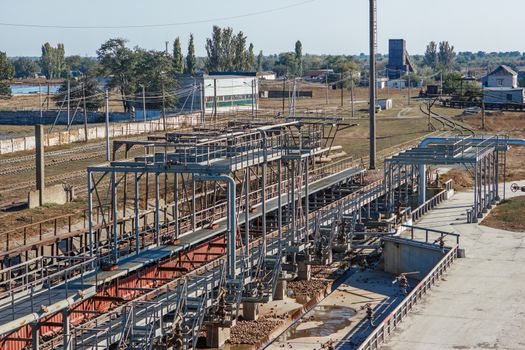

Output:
xmin=0 ymin=0 xmax=317 ymax=29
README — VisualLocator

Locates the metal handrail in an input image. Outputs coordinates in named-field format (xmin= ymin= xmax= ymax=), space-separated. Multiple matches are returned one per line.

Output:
xmin=358 ymin=244 xmax=459 ymax=350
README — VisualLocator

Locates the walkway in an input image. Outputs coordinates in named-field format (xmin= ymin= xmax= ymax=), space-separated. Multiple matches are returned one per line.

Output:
xmin=383 ymin=180 xmax=525 ymax=350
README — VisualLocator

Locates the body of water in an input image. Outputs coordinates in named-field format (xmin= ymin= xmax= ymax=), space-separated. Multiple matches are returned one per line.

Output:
xmin=11 ymin=85 xmax=61 ymax=95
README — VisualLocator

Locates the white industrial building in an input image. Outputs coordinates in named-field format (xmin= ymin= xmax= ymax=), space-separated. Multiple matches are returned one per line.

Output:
xmin=178 ymin=72 xmax=259 ymax=114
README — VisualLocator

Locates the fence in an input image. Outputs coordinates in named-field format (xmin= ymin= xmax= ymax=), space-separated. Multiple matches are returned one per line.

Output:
xmin=0 ymin=113 xmax=200 ymax=155
xmin=357 ymin=243 xmax=459 ymax=350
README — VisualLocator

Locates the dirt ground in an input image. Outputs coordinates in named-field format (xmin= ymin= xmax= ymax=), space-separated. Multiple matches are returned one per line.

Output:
xmin=482 ymin=195 xmax=525 ymax=232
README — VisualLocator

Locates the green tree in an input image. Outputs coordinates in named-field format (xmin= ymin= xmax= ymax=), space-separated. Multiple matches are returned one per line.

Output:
xmin=274 ymin=52 xmax=298 ymax=77
xmin=247 ymin=44 xmax=255 ymax=70
xmin=232 ymin=31 xmax=248 ymax=71
xmin=424 ymin=41 xmax=438 ymax=69
xmin=295 ymin=40 xmax=303 ymax=76
xmin=97 ymin=38 xmax=137 ymax=112
xmin=53 ymin=77 xmax=103 ymax=111
xmin=438 ymin=41 xmax=456 ymax=70
xmin=332 ymin=57 xmax=359 ymax=88
xmin=12 ymin=57 xmax=40 ymax=78
xmin=185 ymin=34 xmax=196 ymax=75
xmin=134 ymin=49 xmax=178 ymax=109
xmin=0 ymin=51 xmax=15 ymax=98
xmin=257 ymin=50 xmax=264 ymax=71
xmin=65 ymin=56 xmax=99 ymax=77
xmin=40 ymin=42 xmax=66 ymax=79
xmin=205 ymin=26 xmax=222 ymax=72
xmin=173 ymin=37 xmax=184 ymax=74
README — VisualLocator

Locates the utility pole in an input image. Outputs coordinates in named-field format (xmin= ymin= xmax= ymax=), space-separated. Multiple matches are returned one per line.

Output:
xmin=251 ymin=78 xmax=255 ymax=119
xmin=440 ymin=71 xmax=443 ymax=98
xmin=82 ymin=84 xmax=88 ymax=142
xmin=67 ymin=79 xmax=70 ymax=128
xmin=407 ymin=73 xmax=411 ymax=106
xmin=104 ymin=89 xmax=110 ymax=161
xmin=369 ymin=0 xmax=377 ymax=170
xmin=282 ymin=77 xmax=286 ymax=115
xmin=325 ymin=70 xmax=329 ymax=105
xmin=340 ymin=72 xmax=344 ymax=107
xmin=35 ymin=125 xmax=45 ymax=207
xmin=481 ymin=100 xmax=486 ymax=130
xmin=165 ymin=41 xmax=169 ymax=54
xmin=46 ymin=83 xmax=50 ymax=111
xmin=162 ymin=81 xmax=166 ymax=131
xmin=141 ymin=84 xmax=146 ymax=122
xmin=350 ymin=73 xmax=355 ymax=119
xmin=39 ymin=84 xmax=43 ymax=122
xmin=200 ymin=82 xmax=205 ymax=124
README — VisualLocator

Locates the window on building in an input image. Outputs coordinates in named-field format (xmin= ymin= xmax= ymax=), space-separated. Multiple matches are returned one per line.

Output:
xmin=497 ymin=79 xmax=504 ymax=86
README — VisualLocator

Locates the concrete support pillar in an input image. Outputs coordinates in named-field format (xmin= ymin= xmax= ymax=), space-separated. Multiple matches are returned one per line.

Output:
xmin=297 ymin=262 xmax=311 ymax=281
xmin=418 ymin=163 xmax=426 ymax=205
xmin=243 ymin=302 xmax=260 ymax=321
xmin=206 ymin=324 xmax=231 ymax=348
xmin=35 ymin=124 xmax=45 ymax=206
xmin=274 ymin=279 xmax=287 ymax=301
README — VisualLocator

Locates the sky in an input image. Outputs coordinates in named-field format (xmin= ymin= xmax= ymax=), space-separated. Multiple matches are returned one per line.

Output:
xmin=1 ymin=0 xmax=524 ymax=57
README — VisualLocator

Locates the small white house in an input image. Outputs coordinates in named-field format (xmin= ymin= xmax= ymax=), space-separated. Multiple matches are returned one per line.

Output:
xmin=376 ymin=78 xmax=388 ymax=89
xmin=482 ymin=65 xmax=518 ymax=88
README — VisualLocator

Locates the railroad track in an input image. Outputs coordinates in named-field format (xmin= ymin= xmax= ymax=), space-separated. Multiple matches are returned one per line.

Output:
xmin=0 ymin=169 xmax=86 ymax=195
xmin=420 ymin=103 xmax=475 ymax=136
xmin=0 ymin=143 xmax=104 ymax=165
xmin=0 ymin=150 xmax=107 ymax=176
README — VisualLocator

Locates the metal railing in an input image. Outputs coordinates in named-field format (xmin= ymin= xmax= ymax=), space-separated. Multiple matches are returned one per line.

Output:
xmin=357 ymin=243 xmax=459 ymax=350
xmin=411 ymin=180 xmax=453 ymax=222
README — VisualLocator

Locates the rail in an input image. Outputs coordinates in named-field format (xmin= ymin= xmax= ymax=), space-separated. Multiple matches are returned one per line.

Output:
xmin=357 ymin=243 xmax=459 ymax=350
xmin=402 ymin=225 xmax=460 ymax=246
xmin=411 ymin=180 xmax=453 ymax=222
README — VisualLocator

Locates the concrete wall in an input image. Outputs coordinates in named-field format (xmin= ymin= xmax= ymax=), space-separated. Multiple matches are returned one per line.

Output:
xmin=0 ymin=113 xmax=199 ymax=155
xmin=28 ymin=184 xmax=69 ymax=208
xmin=382 ymin=237 xmax=445 ymax=279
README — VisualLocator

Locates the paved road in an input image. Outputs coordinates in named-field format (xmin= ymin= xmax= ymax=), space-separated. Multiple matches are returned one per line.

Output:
xmin=383 ymin=181 xmax=525 ymax=350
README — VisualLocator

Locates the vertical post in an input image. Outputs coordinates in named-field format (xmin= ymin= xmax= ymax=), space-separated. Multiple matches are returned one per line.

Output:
xmin=200 ymin=82 xmax=205 ymax=124
xmin=251 ymin=79 xmax=255 ymax=119
xmin=82 ymin=84 xmax=88 ymax=142
xmin=282 ymin=77 xmax=286 ymax=115
xmin=62 ymin=309 xmax=72 ymax=350
xmin=155 ymin=173 xmax=160 ymax=244
xmin=39 ymin=84 xmax=43 ymax=122
xmin=407 ymin=74 xmax=411 ymax=105
xmin=213 ymin=78 xmax=218 ymax=120
xmin=35 ymin=124 xmax=45 ymax=207
xmin=481 ymin=100 xmax=486 ymax=130
xmin=277 ymin=160 xmax=282 ymax=251
xmin=142 ymin=85 xmax=147 ymax=122
xmin=340 ymin=72 xmax=344 ymax=107
xmin=88 ymin=171 xmax=94 ymax=257
xmin=418 ymin=163 xmax=426 ymax=205
xmin=111 ymin=172 xmax=118 ymax=263
xmin=67 ymin=79 xmax=71 ymax=127
xmin=325 ymin=69 xmax=329 ymax=105
xmin=134 ymin=172 xmax=140 ymax=254
xmin=369 ymin=0 xmax=377 ymax=170
xmin=350 ymin=73 xmax=355 ymax=119
xmin=105 ymin=89 xmax=110 ymax=162
xmin=245 ymin=169 xmax=250 ymax=257
xmin=174 ymin=174 xmax=179 ymax=238
xmin=440 ymin=71 xmax=443 ymax=98
xmin=162 ymin=81 xmax=166 ymax=131
xmin=32 ymin=323 xmax=40 ymax=350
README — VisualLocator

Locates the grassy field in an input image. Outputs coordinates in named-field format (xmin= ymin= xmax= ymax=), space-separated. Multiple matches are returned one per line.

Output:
xmin=482 ymin=195 xmax=525 ymax=232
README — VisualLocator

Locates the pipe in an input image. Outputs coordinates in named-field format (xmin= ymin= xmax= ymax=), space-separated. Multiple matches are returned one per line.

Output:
xmin=419 ymin=137 xmax=525 ymax=148
xmin=197 ymin=175 xmax=237 ymax=278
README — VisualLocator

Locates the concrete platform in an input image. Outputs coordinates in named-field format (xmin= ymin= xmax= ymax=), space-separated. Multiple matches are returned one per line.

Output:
xmin=383 ymin=180 xmax=525 ymax=350
xmin=266 ymin=269 xmax=411 ymax=350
